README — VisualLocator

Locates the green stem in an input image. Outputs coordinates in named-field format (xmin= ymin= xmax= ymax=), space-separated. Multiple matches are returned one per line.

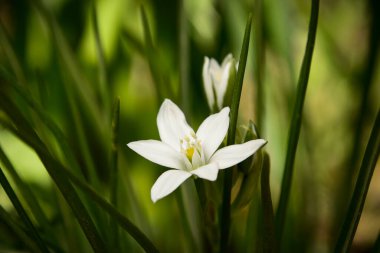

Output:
xmin=275 ymin=0 xmax=319 ymax=245
xmin=0 ymin=166 xmax=50 ymax=253
xmin=334 ymin=110 xmax=380 ymax=253
xmin=220 ymin=14 xmax=252 ymax=252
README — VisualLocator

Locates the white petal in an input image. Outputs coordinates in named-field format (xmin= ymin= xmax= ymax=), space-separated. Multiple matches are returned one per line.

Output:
xmin=202 ymin=57 xmax=215 ymax=109
xmin=191 ymin=163 xmax=219 ymax=181
xmin=210 ymin=139 xmax=267 ymax=169
xmin=127 ymin=140 xmax=186 ymax=170
xmin=196 ymin=107 xmax=230 ymax=161
xmin=216 ymin=62 xmax=232 ymax=109
xmin=151 ymin=170 xmax=192 ymax=202
xmin=157 ymin=99 xmax=193 ymax=151
xmin=221 ymin=54 xmax=233 ymax=68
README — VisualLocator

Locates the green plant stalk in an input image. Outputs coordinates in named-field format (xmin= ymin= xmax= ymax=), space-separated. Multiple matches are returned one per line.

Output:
xmin=334 ymin=110 xmax=380 ymax=253
xmin=372 ymin=232 xmax=380 ymax=253
xmin=0 ymin=96 xmax=107 ymax=253
xmin=0 ymin=94 xmax=158 ymax=252
xmin=140 ymin=7 xmax=163 ymax=104
xmin=179 ymin=0 xmax=190 ymax=115
xmin=261 ymin=153 xmax=275 ymax=253
xmin=30 ymin=0 xmax=105 ymax=133
xmin=220 ymin=14 xmax=252 ymax=252
xmin=0 ymin=166 xmax=50 ymax=253
xmin=62 ymin=161 xmax=159 ymax=253
xmin=0 ymin=145 xmax=50 ymax=232
xmin=253 ymin=0 xmax=265 ymax=132
xmin=275 ymin=0 xmax=319 ymax=245
xmin=110 ymin=98 xmax=120 ymax=251
xmin=0 ymin=22 xmax=26 ymax=84
xmin=92 ymin=4 xmax=110 ymax=113
xmin=0 ymin=205 xmax=44 ymax=253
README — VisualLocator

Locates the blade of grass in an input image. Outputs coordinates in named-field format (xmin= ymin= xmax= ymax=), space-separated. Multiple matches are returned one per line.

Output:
xmin=0 ymin=205 xmax=43 ymax=253
xmin=59 ymin=159 xmax=159 ymax=253
xmin=110 ymin=98 xmax=120 ymax=251
xmin=0 ymin=21 xmax=26 ymax=84
xmin=92 ymin=4 xmax=110 ymax=112
xmin=252 ymin=0 xmax=265 ymax=132
xmin=0 ymin=95 xmax=158 ymax=252
xmin=275 ymin=0 xmax=319 ymax=245
xmin=0 ymin=68 xmax=84 ymax=178
xmin=334 ymin=110 xmax=380 ymax=253
xmin=0 ymin=95 xmax=107 ymax=253
xmin=0 ymin=145 xmax=50 ymax=231
xmin=140 ymin=6 xmax=163 ymax=104
xmin=220 ymin=13 xmax=252 ymax=252
xmin=178 ymin=0 xmax=190 ymax=115
xmin=261 ymin=153 xmax=275 ymax=253
xmin=29 ymin=0 xmax=107 ymax=137
xmin=0 ymin=166 xmax=50 ymax=253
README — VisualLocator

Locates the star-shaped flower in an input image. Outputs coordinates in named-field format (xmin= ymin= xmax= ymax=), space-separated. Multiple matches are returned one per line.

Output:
xmin=127 ymin=99 xmax=267 ymax=202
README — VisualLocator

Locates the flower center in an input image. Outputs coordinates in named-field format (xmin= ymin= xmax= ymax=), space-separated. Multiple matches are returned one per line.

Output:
xmin=180 ymin=132 xmax=202 ymax=161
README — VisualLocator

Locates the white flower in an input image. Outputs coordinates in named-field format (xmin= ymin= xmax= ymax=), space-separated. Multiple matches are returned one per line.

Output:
xmin=203 ymin=54 xmax=237 ymax=111
xmin=127 ymin=99 xmax=267 ymax=202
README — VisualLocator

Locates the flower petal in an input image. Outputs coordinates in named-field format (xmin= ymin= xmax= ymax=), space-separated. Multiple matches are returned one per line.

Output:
xmin=127 ymin=140 xmax=186 ymax=170
xmin=151 ymin=170 xmax=192 ymax=202
xmin=191 ymin=163 xmax=219 ymax=181
xmin=216 ymin=61 xmax=232 ymax=109
xmin=210 ymin=139 xmax=267 ymax=169
xmin=221 ymin=54 xmax=233 ymax=67
xmin=196 ymin=107 xmax=230 ymax=161
xmin=202 ymin=57 xmax=215 ymax=109
xmin=157 ymin=99 xmax=193 ymax=151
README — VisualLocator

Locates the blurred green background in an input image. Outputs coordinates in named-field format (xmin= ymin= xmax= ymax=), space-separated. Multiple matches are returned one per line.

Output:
xmin=0 ymin=0 xmax=379 ymax=252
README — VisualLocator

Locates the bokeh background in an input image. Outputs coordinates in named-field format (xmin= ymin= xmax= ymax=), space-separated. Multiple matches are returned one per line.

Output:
xmin=0 ymin=0 xmax=379 ymax=252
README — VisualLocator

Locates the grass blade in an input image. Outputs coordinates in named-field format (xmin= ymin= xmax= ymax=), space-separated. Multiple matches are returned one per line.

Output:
xmin=0 ymin=166 xmax=50 ymax=253
xmin=220 ymin=13 xmax=252 ymax=252
xmin=275 ymin=0 xmax=319 ymax=244
xmin=261 ymin=153 xmax=275 ymax=253
xmin=0 ymin=95 xmax=107 ymax=253
xmin=0 ymin=205 xmax=43 ymax=252
xmin=92 ymin=4 xmax=110 ymax=112
xmin=334 ymin=110 xmax=380 ymax=252
xmin=0 ymin=145 xmax=50 ymax=231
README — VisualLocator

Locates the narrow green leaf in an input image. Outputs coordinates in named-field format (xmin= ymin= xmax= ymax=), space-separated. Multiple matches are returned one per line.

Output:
xmin=30 ymin=0 xmax=107 ymax=140
xmin=110 ymin=97 xmax=120 ymax=251
xmin=0 ymin=166 xmax=50 ymax=253
xmin=220 ymin=13 xmax=253 ymax=252
xmin=252 ymin=0 xmax=265 ymax=131
xmin=0 ymin=205 xmax=43 ymax=253
xmin=178 ymin=0 xmax=190 ymax=115
xmin=0 ymin=22 xmax=26 ymax=84
xmin=0 ymin=69 xmax=84 ymax=178
xmin=91 ymin=4 xmax=110 ymax=112
xmin=334 ymin=110 xmax=380 ymax=253
xmin=275 ymin=0 xmax=319 ymax=245
xmin=261 ymin=153 xmax=275 ymax=253
xmin=0 ymin=145 xmax=50 ymax=232
xmin=61 ymin=162 xmax=159 ymax=253
xmin=140 ymin=6 xmax=164 ymax=103
xmin=0 ymin=96 xmax=107 ymax=253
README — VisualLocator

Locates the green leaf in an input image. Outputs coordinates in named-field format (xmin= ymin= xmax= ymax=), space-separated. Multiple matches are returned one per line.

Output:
xmin=0 ymin=145 xmax=51 ymax=234
xmin=261 ymin=153 xmax=275 ymax=253
xmin=220 ymin=13 xmax=252 ymax=252
xmin=0 ymin=205 xmax=43 ymax=253
xmin=275 ymin=0 xmax=319 ymax=245
xmin=0 ymin=166 xmax=50 ymax=253
xmin=334 ymin=110 xmax=380 ymax=253
xmin=0 ymin=95 xmax=107 ymax=253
